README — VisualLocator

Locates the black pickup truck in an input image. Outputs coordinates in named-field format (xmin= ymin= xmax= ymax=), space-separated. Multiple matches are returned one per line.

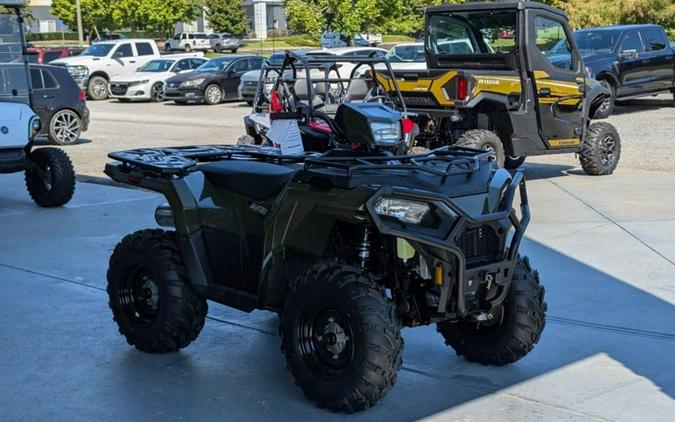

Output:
xmin=557 ymin=24 xmax=675 ymax=117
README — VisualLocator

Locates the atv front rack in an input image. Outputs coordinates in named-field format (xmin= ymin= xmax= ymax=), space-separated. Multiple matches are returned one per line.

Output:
xmin=107 ymin=145 xmax=316 ymax=176
xmin=303 ymin=146 xmax=493 ymax=180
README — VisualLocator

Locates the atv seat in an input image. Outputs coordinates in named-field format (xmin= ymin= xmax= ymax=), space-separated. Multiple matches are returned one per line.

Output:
xmin=201 ymin=160 xmax=297 ymax=200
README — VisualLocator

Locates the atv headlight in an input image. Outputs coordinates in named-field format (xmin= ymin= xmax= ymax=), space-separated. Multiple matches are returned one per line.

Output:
xmin=374 ymin=198 xmax=430 ymax=224
xmin=182 ymin=78 xmax=205 ymax=87
xmin=370 ymin=121 xmax=401 ymax=146
xmin=29 ymin=116 xmax=41 ymax=139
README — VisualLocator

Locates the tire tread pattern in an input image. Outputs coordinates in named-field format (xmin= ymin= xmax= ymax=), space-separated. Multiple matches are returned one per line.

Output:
xmin=579 ymin=122 xmax=621 ymax=175
xmin=25 ymin=147 xmax=75 ymax=207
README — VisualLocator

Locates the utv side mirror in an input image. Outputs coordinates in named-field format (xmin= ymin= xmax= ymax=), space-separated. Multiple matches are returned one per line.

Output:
xmin=618 ymin=49 xmax=637 ymax=60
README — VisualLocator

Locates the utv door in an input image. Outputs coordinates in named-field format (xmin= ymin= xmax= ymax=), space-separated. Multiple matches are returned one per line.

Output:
xmin=526 ymin=10 xmax=585 ymax=149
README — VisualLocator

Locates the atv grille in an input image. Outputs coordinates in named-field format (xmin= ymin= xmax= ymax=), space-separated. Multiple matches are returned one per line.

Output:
xmin=457 ymin=225 xmax=500 ymax=267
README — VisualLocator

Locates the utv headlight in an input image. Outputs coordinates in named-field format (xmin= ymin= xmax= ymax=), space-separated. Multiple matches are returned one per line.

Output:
xmin=155 ymin=203 xmax=174 ymax=228
xmin=67 ymin=65 xmax=89 ymax=79
xmin=374 ymin=198 xmax=430 ymax=224
xmin=182 ymin=78 xmax=205 ymax=87
xmin=370 ymin=121 xmax=401 ymax=146
xmin=29 ymin=116 xmax=41 ymax=138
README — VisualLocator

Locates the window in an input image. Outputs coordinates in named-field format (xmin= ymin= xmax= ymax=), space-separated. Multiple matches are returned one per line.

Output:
xmin=195 ymin=33 xmax=208 ymax=39
xmin=572 ymin=30 xmax=620 ymax=54
xmin=190 ymin=58 xmax=207 ymax=68
xmin=30 ymin=68 xmax=44 ymax=89
xmin=232 ymin=59 xmax=249 ymax=72
xmin=41 ymin=70 xmax=58 ymax=89
xmin=135 ymin=42 xmax=154 ymax=56
xmin=114 ymin=44 xmax=133 ymax=58
xmin=640 ymin=29 xmax=667 ymax=51
xmin=535 ymin=16 xmax=573 ymax=71
xmin=619 ymin=31 xmax=644 ymax=52
xmin=173 ymin=34 xmax=181 ymax=40
xmin=249 ymin=58 xmax=263 ymax=70
xmin=174 ymin=59 xmax=190 ymax=71
xmin=44 ymin=51 xmax=63 ymax=63
xmin=427 ymin=11 xmax=515 ymax=55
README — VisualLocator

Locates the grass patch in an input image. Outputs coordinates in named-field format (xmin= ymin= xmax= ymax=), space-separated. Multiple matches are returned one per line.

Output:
xmin=382 ymin=34 xmax=416 ymax=43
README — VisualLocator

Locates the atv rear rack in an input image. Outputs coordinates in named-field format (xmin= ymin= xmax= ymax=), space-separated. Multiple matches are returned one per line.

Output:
xmin=303 ymin=146 xmax=493 ymax=180
xmin=107 ymin=145 xmax=316 ymax=176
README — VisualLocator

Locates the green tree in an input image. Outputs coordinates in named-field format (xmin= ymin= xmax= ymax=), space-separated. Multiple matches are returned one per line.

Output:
xmin=110 ymin=0 xmax=201 ymax=34
xmin=204 ymin=0 xmax=248 ymax=37
xmin=51 ymin=0 xmax=116 ymax=39
xmin=286 ymin=0 xmax=324 ymax=35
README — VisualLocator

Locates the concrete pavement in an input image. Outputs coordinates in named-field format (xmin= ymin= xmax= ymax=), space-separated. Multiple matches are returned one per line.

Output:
xmin=0 ymin=162 xmax=674 ymax=421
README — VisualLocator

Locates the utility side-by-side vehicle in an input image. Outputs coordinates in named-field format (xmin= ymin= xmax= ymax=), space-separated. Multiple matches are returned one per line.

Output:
xmin=379 ymin=1 xmax=621 ymax=175
xmin=0 ymin=0 xmax=75 ymax=207
xmin=105 ymin=53 xmax=546 ymax=411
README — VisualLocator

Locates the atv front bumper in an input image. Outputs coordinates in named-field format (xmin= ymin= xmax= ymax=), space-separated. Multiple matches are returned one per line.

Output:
xmin=367 ymin=170 xmax=530 ymax=319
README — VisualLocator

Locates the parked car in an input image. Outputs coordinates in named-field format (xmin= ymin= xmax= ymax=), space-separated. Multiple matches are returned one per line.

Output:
xmin=165 ymin=32 xmax=211 ymax=52
xmin=385 ymin=42 xmax=426 ymax=70
xmin=51 ymin=39 xmax=163 ymax=100
xmin=306 ymin=47 xmax=387 ymax=78
xmin=360 ymin=33 xmax=383 ymax=45
xmin=320 ymin=32 xmax=383 ymax=48
xmin=561 ymin=24 xmax=675 ymax=117
xmin=29 ymin=64 xmax=90 ymax=145
xmin=209 ymin=33 xmax=242 ymax=53
xmin=238 ymin=52 xmax=286 ymax=105
xmin=109 ymin=54 xmax=207 ymax=102
xmin=25 ymin=47 xmax=78 ymax=64
xmin=165 ymin=55 xmax=263 ymax=105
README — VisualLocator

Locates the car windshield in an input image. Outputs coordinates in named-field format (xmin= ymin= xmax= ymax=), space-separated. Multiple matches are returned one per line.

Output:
xmin=0 ymin=12 xmax=30 ymax=104
xmin=139 ymin=59 xmax=174 ymax=72
xmin=81 ymin=43 xmax=114 ymax=57
xmin=387 ymin=45 xmax=425 ymax=62
xmin=196 ymin=57 xmax=235 ymax=72
xmin=427 ymin=11 xmax=516 ymax=55
xmin=556 ymin=31 xmax=619 ymax=54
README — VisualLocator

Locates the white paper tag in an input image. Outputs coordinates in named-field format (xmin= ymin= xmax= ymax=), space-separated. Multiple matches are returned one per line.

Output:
xmin=266 ymin=119 xmax=304 ymax=155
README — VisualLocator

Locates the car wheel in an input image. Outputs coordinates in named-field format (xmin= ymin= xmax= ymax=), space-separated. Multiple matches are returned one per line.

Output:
xmin=214 ymin=44 xmax=222 ymax=53
xmin=594 ymin=80 xmax=615 ymax=119
xmin=230 ymin=48 xmax=238 ymax=54
xmin=87 ymin=75 xmax=109 ymax=100
xmin=24 ymin=147 xmax=75 ymax=207
xmin=455 ymin=129 xmax=505 ymax=167
xmin=164 ymin=43 xmax=171 ymax=52
xmin=204 ymin=84 xmax=223 ymax=105
xmin=48 ymin=109 xmax=82 ymax=145
xmin=184 ymin=44 xmax=192 ymax=52
xmin=150 ymin=82 xmax=165 ymax=102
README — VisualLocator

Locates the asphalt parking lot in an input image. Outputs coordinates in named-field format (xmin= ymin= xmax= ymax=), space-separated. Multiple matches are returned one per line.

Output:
xmin=1 ymin=95 xmax=674 ymax=420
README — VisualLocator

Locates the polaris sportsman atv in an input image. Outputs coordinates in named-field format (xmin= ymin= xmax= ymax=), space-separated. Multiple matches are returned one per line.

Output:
xmin=105 ymin=85 xmax=546 ymax=412
xmin=379 ymin=1 xmax=621 ymax=175
xmin=0 ymin=1 xmax=75 ymax=207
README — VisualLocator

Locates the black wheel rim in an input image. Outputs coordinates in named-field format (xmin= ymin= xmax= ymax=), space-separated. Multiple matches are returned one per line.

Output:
xmin=599 ymin=134 xmax=617 ymax=166
xmin=297 ymin=303 xmax=355 ymax=380
xmin=152 ymin=84 xmax=165 ymax=101
xmin=119 ymin=266 xmax=160 ymax=327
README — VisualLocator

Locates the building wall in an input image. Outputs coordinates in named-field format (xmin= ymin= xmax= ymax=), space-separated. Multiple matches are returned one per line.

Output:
xmin=26 ymin=1 xmax=69 ymax=33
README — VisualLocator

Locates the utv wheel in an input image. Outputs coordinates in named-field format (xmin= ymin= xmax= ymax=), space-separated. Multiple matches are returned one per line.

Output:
xmin=107 ymin=229 xmax=207 ymax=353
xmin=594 ymin=80 xmax=615 ymax=119
xmin=579 ymin=122 xmax=621 ymax=175
xmin=504 ymin=155 xmax=525 ymax=169
xmin=456 ymin=129 xmax=505 ymax=167
xmin=48 ymin=109 xmax=82 ymax=145
xmin=87 ymin=75 xmax=109 ymax=100
xmin=204 ymin=84 xmax=223 ymax=105
xmin=25 ymin=147 xmax=75 ymax=207
xmin=437 ymin=256 xmax=546 ymax=366
xmin=280 ymin=263 xmax=403 ymax=412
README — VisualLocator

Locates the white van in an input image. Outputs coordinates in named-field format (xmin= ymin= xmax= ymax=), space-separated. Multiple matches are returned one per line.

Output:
xmin=320 ymin=32 xmax=350 ymax=49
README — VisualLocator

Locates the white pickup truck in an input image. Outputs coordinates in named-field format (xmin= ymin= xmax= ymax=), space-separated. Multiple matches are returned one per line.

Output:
xmin=52 ymin=39 xmax=163 ymax=100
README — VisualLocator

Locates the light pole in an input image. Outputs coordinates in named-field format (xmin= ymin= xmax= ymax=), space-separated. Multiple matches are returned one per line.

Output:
xmin=76 ymin=0 xmax=83 ymax=47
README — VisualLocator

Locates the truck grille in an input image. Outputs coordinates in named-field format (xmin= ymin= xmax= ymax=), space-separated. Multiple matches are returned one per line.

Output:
xmin=110 ymin=83 xmax=128 ymax=95
xmin=457 ymin=225 xmax=500 ymax=267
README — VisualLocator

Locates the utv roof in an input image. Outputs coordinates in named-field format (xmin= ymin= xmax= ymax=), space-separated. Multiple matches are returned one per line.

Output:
xmin=427 ymin=1 xmax=568 ymax=20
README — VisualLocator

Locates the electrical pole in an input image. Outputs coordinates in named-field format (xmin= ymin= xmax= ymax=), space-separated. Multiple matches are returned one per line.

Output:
xmin=76 ymin=0 xmax=84 ymax=47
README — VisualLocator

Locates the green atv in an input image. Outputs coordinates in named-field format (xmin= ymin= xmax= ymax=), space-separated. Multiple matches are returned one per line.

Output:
xmin=105 ymin=101 xmax=546 ymax=412
xmin=381 ymin=0 xmax=621 ymax=175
